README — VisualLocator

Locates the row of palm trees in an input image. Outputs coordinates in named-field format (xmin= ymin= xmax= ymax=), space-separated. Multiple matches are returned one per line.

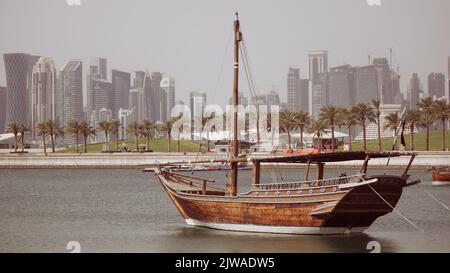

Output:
xmin=279 ymin=97 xmax=450 ymax=152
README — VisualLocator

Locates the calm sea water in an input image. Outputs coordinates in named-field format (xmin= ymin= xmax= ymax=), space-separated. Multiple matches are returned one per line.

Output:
xmin=0 ymin=168 xmax=449 ymax=253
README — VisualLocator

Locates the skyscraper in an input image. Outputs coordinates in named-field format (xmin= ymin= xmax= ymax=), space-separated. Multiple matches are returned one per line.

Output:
xmin=86 ymin=58 xmax=107 ymax=114
xmin=3 ymin=53 xmax=32 ymax=126
xmin=161 ymin=75 xmax=176 ymax=119
xmin=92 ymin=79 xmax=113 ymax=113
xmin=111 ymin=69 xmax=131 ymax=118
xmin=311 ymin=73 xmax=328 ymax=119
xmin=287 ymin=67 xmax=300 ymax=111
xmin=31 ymin=57 xmax=57 ymax=137
xmin=60 ymin=60 xmax=83 ymax=127
xmin=300 ymin=79 xmax=309 ymax=112
xmin=308 ymin=51 xmax=328 ymax=116
xmin=0 ymin=86 xmax=6 ymax=133
xmin=373 ymin=58 xmax=394 ymax=104
xmin=354 ymin=65 xmax=378 ymax=104
xmin=328 ymin=65 xmax=355 ymax=107
xmin=407 ymin=73 xmax=423 ymax=109
xmin=428 ymin=72 xmax=445 ymax=99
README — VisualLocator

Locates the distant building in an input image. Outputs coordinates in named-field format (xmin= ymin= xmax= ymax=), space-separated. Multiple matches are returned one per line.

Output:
xmin=111 ymin=69 xmax=131 ymax=118
xmin=189 ymin=91 xmax=207 ymax=119
xmin=373 ymin=58 xmax=394 ymax=104
xmin=60 ymin=60 xmax=83 ymax=127
xmin=86 ymin=58 xmax=107 ymax=113
xmin=31 ymin=57 xmax=57 ymax=137
xmin=354 ymin=65 xmax=378 ymax=104
xmin=300 ymin=79 xmax=309 ymax=112
xmin=3 ymin=53 xmax=38 ymax=126
xmin=308 ymin=50 xmax=328 ymax=116
xmin=0 ymin=86 xmax=6 ymax=133
xmin=287 ymin=67 xmax=301 ymax=111
xmin=118 ymin=108 xmax=133 ymax=139
xmin=407 ymin=73 xmax=423 ymax=109
xmin=266 ymin=90 xmax=280 ymax=106
xmin=145 ymin=72 xmax=166 ymax=122
xmin=311 ymin=73 xmax=328 ymax=120
xmin=328 ymin=65 xmax=355 ymax=107
xmin=428 ymin=72 xmax=445 ymax=99
xmin=129 ymin=88 xmax=145 ymax=123
xmin=91 ymin=79 xmax=113 ymax=117
xmin=161 ymin=76 xmax=175 ymax=119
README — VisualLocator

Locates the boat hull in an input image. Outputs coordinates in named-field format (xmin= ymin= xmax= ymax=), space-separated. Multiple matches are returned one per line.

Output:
xmin=432 ymin=169 xmax=450 ymax=186
xmin=157 ymin=173 xmax=406 ymax=235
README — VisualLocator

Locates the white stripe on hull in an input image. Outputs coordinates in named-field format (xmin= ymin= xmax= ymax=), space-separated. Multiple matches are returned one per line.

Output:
xmin=432 ymin=181 xmax=450 ymax=186
xmin=185 ymin=219 xmax=368 ymax=235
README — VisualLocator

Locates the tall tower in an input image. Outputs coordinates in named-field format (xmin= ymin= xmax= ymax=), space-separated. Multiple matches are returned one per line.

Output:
xmin=287 ymin=67 xmax=300 ymax=111
xmin=3 ymin=53 xmax=31 ymax=126
xmin=407 ymin=73 xmax=423 ymax=109
xmin=308 ymin=50 xmax=328 ymax=116
xmin=111 ymin=69 xmax=131 ymax=118
xmin=60 ymin=60 xmax=83 ymax=127
xmin=0 ymin=86 xmax=6 ymax=133
xmin=161 ymin=75 xmax=175 ymax=119
xmin=86 ymin=57 xmax=107 ymax=114
xmin=31 ymin=57 xmax=57 ymax=136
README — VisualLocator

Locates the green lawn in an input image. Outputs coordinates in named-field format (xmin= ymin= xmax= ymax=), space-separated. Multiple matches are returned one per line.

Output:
xmin=348 ymin=130 xmax=449 ymax=151
xmin=60 ymin=138 xmax=207 ymax=153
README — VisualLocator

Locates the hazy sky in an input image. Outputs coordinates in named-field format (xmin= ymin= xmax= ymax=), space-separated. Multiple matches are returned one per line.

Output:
xmin=1 ymin=0 xmax=449 ymax=106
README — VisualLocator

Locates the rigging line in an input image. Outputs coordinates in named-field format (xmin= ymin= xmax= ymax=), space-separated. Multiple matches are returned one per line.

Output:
xmin=241 ymin=37 xmax=260 ymax=99
xmin=424 ymin=190 xmax=449 ymax=211
xmin=369 ymin=185 xmax=425 ymax=233
xmin=211 ymin=27 xmax=234 ymax=105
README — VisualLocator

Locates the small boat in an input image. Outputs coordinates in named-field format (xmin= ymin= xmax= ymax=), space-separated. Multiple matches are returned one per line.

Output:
xmin=432 ymin=167 xmax=450 ymax=186
xmin=154 ymin=13 xmax=421 ymax=235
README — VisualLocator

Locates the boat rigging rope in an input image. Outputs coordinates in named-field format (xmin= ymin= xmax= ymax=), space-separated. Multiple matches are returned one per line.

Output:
xmin=424 ymin=190 xmax=449 ymax=211
xmin=368 ymin=185 xmax=424 ymax=232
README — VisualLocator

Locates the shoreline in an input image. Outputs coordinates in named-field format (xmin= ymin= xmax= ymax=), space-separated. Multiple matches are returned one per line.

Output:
xmin=0 ymin=152 xmax=449 ymax=170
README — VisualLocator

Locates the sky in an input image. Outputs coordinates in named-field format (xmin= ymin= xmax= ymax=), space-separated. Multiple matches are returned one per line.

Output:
xmin=1 ymin=0 xmax=449 ymax=106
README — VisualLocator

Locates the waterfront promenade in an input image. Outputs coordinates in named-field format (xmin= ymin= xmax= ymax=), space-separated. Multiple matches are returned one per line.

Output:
xmin=0 ymin=151 xmax=449 ymax=169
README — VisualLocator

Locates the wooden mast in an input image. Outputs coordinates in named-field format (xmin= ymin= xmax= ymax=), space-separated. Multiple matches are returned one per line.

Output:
xmin=229 ymin=12 xmax=241 ymax=196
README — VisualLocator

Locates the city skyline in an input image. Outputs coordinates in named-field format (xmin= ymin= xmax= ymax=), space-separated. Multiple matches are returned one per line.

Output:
xmin=1 ymin=0 xmax=449 ymax=106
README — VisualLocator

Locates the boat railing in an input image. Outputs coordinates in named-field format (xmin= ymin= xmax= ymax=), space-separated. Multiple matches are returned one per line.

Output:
xmin=252 ymin=174 xmax=365 ymax=191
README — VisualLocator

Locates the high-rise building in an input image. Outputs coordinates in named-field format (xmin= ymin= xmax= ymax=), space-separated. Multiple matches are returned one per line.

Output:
xmin=92 ymin=79 xmax=113 ymax=113
xmin=146 ymin=72 xmax=165 ymax=122
xmin=354 ymin=65 xmax=378 ymax=104
xmin=428 ymin=72 xmax=445 ymax=99
xmin=60 ymin=60 xmax=83 ymax=127
xmin=308 ymin=50 xmax=328 ymax=116
xmin=300 ymin=79 xmax=309 ymax=112
xmin=311 ymin=73 xmax=328 ymax=120
xmin=328 ymin=65 xmax=355 ymax=107
xmin=287 ymin=68 xmax=300 ymax=111
xmin=31 ymin=57 xmax=57 ymax=137
xmin=266 ymin=90 xmax=280 ymax=106
xmin=161 ymin=76 xmax=176 ymax=119
xmin=129 ymin=88 xmax=145 ymax=123
xmin=189 ymin=91 xmax=207 ymax=119
xmin=3 ymin=53 xmax=32 ymax=126
xmin=407 ymin=73 xmax=423 ymax=108
xmin=0 ymin=86 xmax=6 ymax=133
xmin=111 ymin=69 xmax=131 ymax=118
xmin=86 ymin=58 xmax=107 ymax=113
xmin=229 ymin=92 xmax=248 ymax=107
xmin=372 ymin=58 xmax=394 ymax=104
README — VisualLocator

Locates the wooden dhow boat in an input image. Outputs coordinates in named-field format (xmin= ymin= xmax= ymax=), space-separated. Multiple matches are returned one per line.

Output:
xmin=155 ymin=13 xmax=421 ymax=235
xmin=431 ymin=167 xmax=450 ymax=186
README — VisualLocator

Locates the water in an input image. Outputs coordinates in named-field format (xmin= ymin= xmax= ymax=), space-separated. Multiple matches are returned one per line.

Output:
xmin=0 ymin=168 xmax=449 ymax=253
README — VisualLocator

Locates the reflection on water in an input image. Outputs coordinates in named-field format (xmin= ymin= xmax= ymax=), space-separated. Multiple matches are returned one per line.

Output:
xmin=0 ymin=168 xmax=448 ymax=253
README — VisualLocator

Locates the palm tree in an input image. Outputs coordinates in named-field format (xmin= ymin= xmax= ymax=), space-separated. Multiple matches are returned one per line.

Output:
xmin=338 ymin=108 xmax=357 ymax=151
xmin=79 ymin=121 xmax=96 ymax=153
xmin=97 ymin=121 xmax=112 ymax=152
xmin=372 ymin=99 xmax=382 ymax=151
xmin=127 ymin=122 xmax=142 ymax=152
xmin=36 ymin=122 xmax=49 ymax=155
xmin=46 ymin=120 xmax=64 ymax=153
xmin=406 ymin=109 xmax=421 ymax=151
xmin=319 ymin=105 xmax=339 ymax=151
xmin=279 ymin=109 xmax=298 ymax=149
xmin=66 ymin=120 xmax=81 ymax=153
xmin=6 ymin=122 xmax=20 ymax=153
xmin=197 ymin=113 xmax=215 ymax=152
xmin=416 ymin=97 xmax=435 ymax=151
xmin=352 ymin=103 xmax=376 ymax=151
xmin=383 ymin=112 xmax=400 ymax=150
xmin=433 ymin=100 xmax=450 ymax=151
xmin=294 ymin=111 xmax=310 ymax=150
xmin=307 ymin=119 xmax=327 ymax=152
xmin=159 ymin=118 xmax=176 ymax=152
xmin=110 ymin=120 xmax=121 ymax=152
xmin=18 ymin=124 xmax=30 ymax=153
xmin=141 ymin=119 xmax=156 ymax=152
